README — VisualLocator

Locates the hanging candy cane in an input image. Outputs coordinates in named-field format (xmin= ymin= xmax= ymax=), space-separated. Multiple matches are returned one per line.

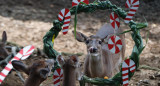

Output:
xmin=0 ymin=45 xmax=35 ymax=84
xmin=110 ymin=12 xmax=120 ymax=30
xmin=58 ymin=8 xmax=71 ymax=35
xmin=108 ymin=35 xmax=122 ymax=54
xmin=122 ymin=59 xmax=136 ymax=86
xmin=53 ymin=68 xmax=63 ymax=86
xmin=124 ymin=0 xmax=139 ymax=23
xmin=72 ymin=0 xmax=89 ymax=7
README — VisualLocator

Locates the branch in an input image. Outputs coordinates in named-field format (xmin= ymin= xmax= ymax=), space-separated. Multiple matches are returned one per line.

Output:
xmin=0 ymin=55 xmax=12 ymax=65
xmin=139 ymin=65 xmax=160 ymax=71
xmin=61 ymin=52 xmax=83 ymax=56
xmin=15 ymin=70 xmax=25 ymax=83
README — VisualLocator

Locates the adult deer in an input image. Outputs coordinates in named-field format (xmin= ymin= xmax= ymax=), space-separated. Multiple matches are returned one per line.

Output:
xmin=0 ymin=31 xmax=9 ymax=60
xmin=12 ymin=59 xmax=54 ymax=86
xmin=58 ymin=55 xmax=83 ymax=86
xmin=74 ymin=23 xmax=125 ymax=84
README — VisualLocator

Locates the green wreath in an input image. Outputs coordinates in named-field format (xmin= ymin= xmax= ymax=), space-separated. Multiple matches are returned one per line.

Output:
xmin=43 ymin=0 xmax=148 ymax=86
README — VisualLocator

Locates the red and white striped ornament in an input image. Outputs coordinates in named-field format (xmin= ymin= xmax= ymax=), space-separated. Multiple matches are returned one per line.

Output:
xmin=0 ymin=45 xmax=35 ymax=84
xmin=108 ymin=35 xmax=122 ymax=54
xmin=110 ymin=12 xmax=120 ymax=30
xmin=122 ymin=59 xmax=136 ymax=86
xmin=58 ymin=8 xmax=71 ymax=35
xmin=72 ymin=0 xmax=89 ymax=7
xmin=124 ymin=0 xmax=139 ymax=23
xmin=53 ymin=68 xmax=63 ymax=86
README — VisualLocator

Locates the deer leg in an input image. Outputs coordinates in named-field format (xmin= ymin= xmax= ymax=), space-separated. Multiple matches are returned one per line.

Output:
xmin=121 ymin=34 xmax=126 ymax=60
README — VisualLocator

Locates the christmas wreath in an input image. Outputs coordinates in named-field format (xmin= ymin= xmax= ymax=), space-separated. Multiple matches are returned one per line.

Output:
xmin=43 ymin=0 xmax=148 ymax=86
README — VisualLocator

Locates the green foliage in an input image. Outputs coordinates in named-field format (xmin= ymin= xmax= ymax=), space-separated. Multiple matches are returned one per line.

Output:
xmin=43 ymin=0 xmax=148 ymax=85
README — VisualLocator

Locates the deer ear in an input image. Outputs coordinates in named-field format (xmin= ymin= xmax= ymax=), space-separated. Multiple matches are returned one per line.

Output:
xmin=70 ymin=55 xmax=79 ymax=67
xmin=101 ymin=35 xmax=108 ymax=43
xmin=57 ymin=55 xmax=65 ymax=67
xmin=72 ymin=31 xmax=87 ymax=42
xmin=12 ymin=60 xmax=29 ymax=75
xmin=70 ymin=55 xmax=78 ymax=63
xmin=2 ymin=31 xmax=7 ymax=44
xmin=39 ymin=68 xmax=50 ymax=79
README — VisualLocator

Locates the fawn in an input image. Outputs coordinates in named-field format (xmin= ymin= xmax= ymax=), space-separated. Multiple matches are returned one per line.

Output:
xmin=0 ymin=31 xmax=9 ymax=60
xmin=74 ymin=23 xmax=125 ymax=85
xmin=12 ymin=59 xmax=54 ymax=86
xmin=58 ymin=55 xmax=83 ymax=86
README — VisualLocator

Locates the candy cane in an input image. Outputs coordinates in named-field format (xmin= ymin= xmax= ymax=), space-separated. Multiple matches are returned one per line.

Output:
xmin=108 ymin=35 xmax=122 ymax=54
xmin=122 ymin=59 xmax=136 ymax=86
xmin=58 ymin=8 xmax=71 ymax=35
xmin=53 ymin=68 xmax=63 ymax=86
xmin=72 ymin=0 xmax=89 ymax=7
xmin=124 ymin=0 xmax=139 ymax=23
xmin=110 ymin=12 xmax=120 ymax=30
xmin=0 ymin=45 xmax=35 ymax=84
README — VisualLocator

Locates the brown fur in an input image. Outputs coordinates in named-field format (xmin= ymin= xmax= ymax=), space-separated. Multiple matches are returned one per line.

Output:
xmin=0 ymin=31 xmax=9 ymax=60
xmin=12 ymin=59 xmax=54 ymax=86
xmin=58 ymin=55 xmax=83 ymax=86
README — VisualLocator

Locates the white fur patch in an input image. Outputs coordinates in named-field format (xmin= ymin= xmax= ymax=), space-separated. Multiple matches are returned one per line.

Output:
xmin=90 ymin=53 xmax=99 ymax=57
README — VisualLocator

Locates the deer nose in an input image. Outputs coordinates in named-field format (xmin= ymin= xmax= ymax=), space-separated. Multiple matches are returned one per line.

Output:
xmin=89 ymin=47 xmax=98 ymax=53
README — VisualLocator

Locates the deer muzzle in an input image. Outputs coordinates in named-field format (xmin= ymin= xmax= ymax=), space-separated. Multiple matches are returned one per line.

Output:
xmin=89 ymin=47 xmax=98 ymax=53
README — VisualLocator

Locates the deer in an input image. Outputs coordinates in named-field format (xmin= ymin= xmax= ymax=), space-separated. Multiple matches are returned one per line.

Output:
xmin=12 ymin=59 xmax=54 ymax=86
xmin=57 ymin=55 xmax=83 ymax=86
xmin=73 ymin=23 xmax=125 ymax=86
xmin=0 ymin=31 xmax=9 ymax=60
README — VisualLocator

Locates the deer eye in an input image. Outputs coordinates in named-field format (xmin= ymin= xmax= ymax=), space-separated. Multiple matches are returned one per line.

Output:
xmin=99 ymin=41 xmax=102 ymax=44
xmin=85 ymin=40 xmax=90 ymax=44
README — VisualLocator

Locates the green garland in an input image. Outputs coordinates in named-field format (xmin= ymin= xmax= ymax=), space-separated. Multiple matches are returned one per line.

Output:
xmin=43 ymin=0 xmax=148 ymax=85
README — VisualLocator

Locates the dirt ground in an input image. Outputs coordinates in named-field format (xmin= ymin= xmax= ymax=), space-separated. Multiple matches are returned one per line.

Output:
xmin=0 ymin=0 xmax=160 ymax=86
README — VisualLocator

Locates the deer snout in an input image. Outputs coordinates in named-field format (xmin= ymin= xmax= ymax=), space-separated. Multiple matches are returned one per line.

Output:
xmin=89 ymin=47 xmax=98 ymax=53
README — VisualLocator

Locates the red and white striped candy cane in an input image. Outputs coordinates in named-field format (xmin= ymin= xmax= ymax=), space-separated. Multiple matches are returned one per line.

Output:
xmin=72 ymin=0 xmax=89 ymax=7
xmin=58 ymin=8 xmax=71 ymax=35
xmin=110 ymin=12 xmax=120 ymax=30
xmin=122 ymin=59 xmax=136 ymax=86
xmin=124 ymin=0 xmax=139 ymax=23
xmin=0 ymin=45 xmax=35 ymax=84
xmin=53 ymin=68 xmax=63 ymax=86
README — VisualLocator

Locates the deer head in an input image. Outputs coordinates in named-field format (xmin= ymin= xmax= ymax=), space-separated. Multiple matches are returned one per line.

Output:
xmin=12 ymin=59 xmax=54 ymax=86
xmin=0 ymin=31 xmax=9 ymax=60
xmin=73 ymin=31 xmax=105 ymax=61
xmin=58 ymin=55 xmax=83 ymax=86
